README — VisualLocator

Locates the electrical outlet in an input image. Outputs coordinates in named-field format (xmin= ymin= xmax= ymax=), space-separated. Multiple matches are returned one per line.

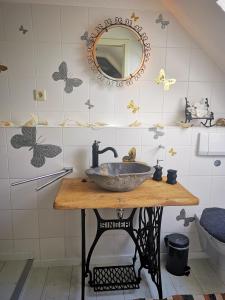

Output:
xmin=34 ymin=90 xmax=47 ymax=101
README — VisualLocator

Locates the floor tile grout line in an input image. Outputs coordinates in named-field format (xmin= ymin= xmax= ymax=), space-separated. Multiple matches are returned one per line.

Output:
xmin=10 ymin=259 xmax=33 ymax=300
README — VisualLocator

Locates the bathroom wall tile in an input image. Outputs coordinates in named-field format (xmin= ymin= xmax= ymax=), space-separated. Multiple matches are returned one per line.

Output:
xmin=8 ymin=77 xmax=36 ymax=112
xmin=65 ymin=236 xmax=80 ymax=258
xmin=0 ymin=239 xmax=14 ymax=254
xmin=14 ymin=238 xmax=40 ymax=259
xmin=0 ymin=76 xmax=11 ymax=113
xmin=167 ymin=15 xmax=191 ymax=48
xmin=35 ymin=42 xmax=62 ymax=78
xmin=32 ymin=5 xmax=61 ymax=42
xmin=0 ymin=210 xmax=13 ymax=239
xmin=10 ymin=112 xmax=36 ymax=126
xmin=63 ymin=128 xmax=92 ymax=146
xmin=63 ymin=146 xmax=90 ymax=177
xmin=189 ymin=147 xmax=213 ymax=176
xmin=0 ymin=180 xmax=10 ymax=209
xmin=90 ymin=112 xmax=115 ymax=126
xmin=211 ymin=176 xmax=225 ymax=208
xmin=162 ymin=112 xmax=184 ymax=126
xmin=91 ymin=128 xmax=116 ymax=146
xmin=36 ymin=77 xmax=63 ymax=112
xmin=36 ymin=127 xmax=62 ymax=145
xmin=0 ymin=128 xmax=6 ymax=146
xmin=2 ymin=4 xmax=33 ymax=42
xmin=89 ymin=234 xmax=115 ymax=257
xmin=162 ymin=206 xmax=197 ymax=233
xmin=10 ymin=180 xmax=37 ymax=209
xmin=212 ymin=158 xmax=225 ymax=176
xmin=141 ymin=145 xmax=165 ymax=166
xmin=188 ymin=230 xmax=202 ymax=252
xmin=141 ymin=47 xmax=166 ymax=81
xmin=164 ymin=146 xmax=191 ymax=176
xmin=163 ymin=82 xmax=188 ymax=113
xmin=61 ymin=6 xmax=88 ymax=43
xmin=0 ymin=5 xmax=4 ymax=41
xmin=40 ymin=237 xmax=65 ymax=259
xmin=190 ymin=48 xmax=220 ymax=82
xmin=63 ymin=81 xmax=89 ymax=112
xmin=115 ymin=128 xmax=141 ymax=146
xmin=6 ymin=42 xmax=35 ymax=77
xmin=165 ymin=127 xmax=192 ymax=146
xmin=187 ymin=82 xmax=213 ymax=103
xmin=166 ymin=47 xmax=190 ymax=81
xmin=139 ymin=113 xmax=163 ymax=127
xmin=38 ymin=209 xmax=64 ymax=238
xmin=211 ymin=83 xmax=225 ymax=113
xmin=0 ymin=147 xmax=8 ymax=179
xmin=13 ymin=210 xmax=39 ymax=239
xmin=114 ymin=85 xmax=139 ymax=114
xmin=114 ymin=233 xmax=135 ymax=256
xmin=65 ymin=211 xmax=80 ymax=237
xmin=37 ymin=180 xmax=61 ymax=209
xmin=140 ymin=11 xmax=167 ymax=47
xmin=139 ymin=81 xmax=163 ymax=113
xmin=181 ymin=175 xmax=212 ymax=207
xmin=35 ymin=151 xmax=63 ymax=178
xmin=89 ymin=80 xmax=115 ymax=114
xmin=140 ymin=129 xmax=154 ymax=146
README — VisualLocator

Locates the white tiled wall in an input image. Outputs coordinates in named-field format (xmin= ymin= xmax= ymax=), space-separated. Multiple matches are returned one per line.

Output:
xmin=0 ymin=1 xmax=225 ymax=261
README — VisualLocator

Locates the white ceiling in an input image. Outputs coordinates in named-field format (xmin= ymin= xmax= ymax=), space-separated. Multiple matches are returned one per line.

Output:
xmin=162 ymin=0 xmax=225 ymax=73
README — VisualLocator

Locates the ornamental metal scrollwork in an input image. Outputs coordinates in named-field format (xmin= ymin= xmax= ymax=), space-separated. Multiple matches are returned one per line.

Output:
xmin=87 ymin=16 xmax=151 ymax=87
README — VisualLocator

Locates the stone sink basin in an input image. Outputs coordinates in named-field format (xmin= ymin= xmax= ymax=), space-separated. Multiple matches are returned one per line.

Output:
xmin=85 ymin=162 xmax=154 ymax=192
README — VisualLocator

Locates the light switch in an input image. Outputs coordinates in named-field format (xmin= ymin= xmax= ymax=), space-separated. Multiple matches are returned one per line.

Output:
xmin=34 ymin=90 xmax=47 ymax=101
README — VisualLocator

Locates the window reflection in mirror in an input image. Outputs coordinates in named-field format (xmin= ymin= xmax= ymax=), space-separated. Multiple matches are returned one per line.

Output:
xmin=95 ymin=26 xmax=143 ymax=80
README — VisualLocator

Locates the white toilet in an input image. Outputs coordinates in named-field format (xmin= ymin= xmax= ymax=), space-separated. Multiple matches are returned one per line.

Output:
xmin=196 ymin=212 xmax=225 ymax=283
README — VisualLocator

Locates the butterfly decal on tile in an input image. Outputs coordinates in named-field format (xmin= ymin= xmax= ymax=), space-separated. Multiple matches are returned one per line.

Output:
xmin=127 ymin=100 xmax=140 ymax=113
xmin=85 ymin=99 xmax=94 ymax=109
xmin=155 ymin=68 xmax=176 ymax=91
xmin=11 ymin=127 xmax=62 ymax=168
xmin=155 ymin=14 xmax=170 ymax=29
xmin=131 ymin=12 xmax=139 ymax=22
xmin=0 ymin=64 xmax=8 ymax=73
xmin=19 ymin=25 xmax=28 ymax=34
xmin=52 ymin=61 xmax=83 ymax=94
xmin=168 ymin=147 xmax=177 ymax=156
xmin=149 ymin=127 xmax=165 ymax=139
xmin=80 ymin=31 xmax=90 ymax=46
xmin=176 ymin=209 xmax=195 ymax=227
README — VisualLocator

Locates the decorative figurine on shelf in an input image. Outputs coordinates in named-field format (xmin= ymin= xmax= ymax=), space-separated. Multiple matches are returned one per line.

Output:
xmin=184 ymin=97 xmax=214 ymax=127
xmin=166 ymin=169 xmax=177 ymax=185
xmin=122 ymin=147 xmax=136 ymax=162
xmin=153 ymin=159 xmax=163 ymax=181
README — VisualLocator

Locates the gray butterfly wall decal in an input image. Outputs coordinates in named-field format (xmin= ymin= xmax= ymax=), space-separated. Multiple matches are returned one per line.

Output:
xmin=80 ymin=31 xmax=90 ymax=46
xmin=149 ymin=127 xmax=165 ymax=139
xmin=176 ymin=209 xmax=195 ymax=227
xmin=155 ymin=14 xmax=170 ymax=29
xmin=19 ymin=25 xmax=28 ymax=34
xmin=52 ymin=61 xmax=83 ymax=94
xmin=85 ymin=99 xmax=94 ymax=109
xmin=11 ymin=127 xmax=62 ymax=168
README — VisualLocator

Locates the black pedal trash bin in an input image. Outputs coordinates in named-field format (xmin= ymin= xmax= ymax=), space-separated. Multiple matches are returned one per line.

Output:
xmin=164 ymin=233 xmax=190 ymax=276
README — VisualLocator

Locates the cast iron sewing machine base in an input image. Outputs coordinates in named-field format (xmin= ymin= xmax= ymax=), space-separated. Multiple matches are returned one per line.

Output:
xmin=81 ymin=207 xmax=163 ymax=300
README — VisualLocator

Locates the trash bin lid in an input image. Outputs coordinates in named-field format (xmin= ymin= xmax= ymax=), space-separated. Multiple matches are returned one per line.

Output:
xmin=167 ymin=233 xmax=189 ymax=248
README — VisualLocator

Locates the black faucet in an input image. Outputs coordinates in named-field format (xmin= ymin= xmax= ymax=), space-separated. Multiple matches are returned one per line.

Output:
xmin=92 ymin=140 xmax=118 ymax=168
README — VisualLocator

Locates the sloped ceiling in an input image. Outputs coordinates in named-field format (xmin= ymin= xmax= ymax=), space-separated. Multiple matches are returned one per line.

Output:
xmin=162 ymin=0 xmax=225 ymax=73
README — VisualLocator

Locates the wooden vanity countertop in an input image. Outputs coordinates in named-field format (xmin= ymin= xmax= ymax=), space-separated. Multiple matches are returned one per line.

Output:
xmin=54 ymin=178 xmax=199 ymax=210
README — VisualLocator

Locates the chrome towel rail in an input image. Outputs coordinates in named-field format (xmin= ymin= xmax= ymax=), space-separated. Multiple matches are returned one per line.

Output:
xmin=11 ymin=167 xmax=73 ymax=191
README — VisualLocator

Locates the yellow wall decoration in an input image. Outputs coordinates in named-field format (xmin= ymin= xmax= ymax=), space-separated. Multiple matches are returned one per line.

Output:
xmin=168 ymin=147 xmax=177 ymax=156
xmin=155 ymin=69 xmax=176 ymax=91
xmin=127 ymin=100 xmax=140 ymax=113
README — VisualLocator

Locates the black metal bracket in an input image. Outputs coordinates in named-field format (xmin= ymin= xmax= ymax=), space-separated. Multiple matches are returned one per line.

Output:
xmin=81 ymin=207 xmax=163 ymax=299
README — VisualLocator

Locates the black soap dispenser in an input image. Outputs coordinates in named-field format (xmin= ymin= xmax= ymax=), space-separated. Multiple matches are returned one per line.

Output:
xmin=153 ymin=159 xmax=163 ymax=181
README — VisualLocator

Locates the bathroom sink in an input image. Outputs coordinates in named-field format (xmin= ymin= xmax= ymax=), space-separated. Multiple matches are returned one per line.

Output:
xmin=85 ymin=162 xmax=154 ymax=192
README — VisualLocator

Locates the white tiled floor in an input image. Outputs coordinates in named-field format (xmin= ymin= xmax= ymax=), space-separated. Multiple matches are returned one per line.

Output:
xmin=1 ymin=259 xmax=225 ymax=300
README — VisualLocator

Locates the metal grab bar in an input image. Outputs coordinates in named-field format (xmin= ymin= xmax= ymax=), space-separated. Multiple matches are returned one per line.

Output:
xmin=11 ymin=167 xmax=73 ymax=191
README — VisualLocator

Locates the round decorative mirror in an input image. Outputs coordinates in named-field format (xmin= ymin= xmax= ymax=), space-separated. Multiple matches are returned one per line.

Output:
xmin=87 ymin=17 xmax=151 ymax=86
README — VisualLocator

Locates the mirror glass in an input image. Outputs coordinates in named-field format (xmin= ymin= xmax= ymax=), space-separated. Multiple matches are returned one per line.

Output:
xmin=95 ymin=26 xmax=143 ymax=80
